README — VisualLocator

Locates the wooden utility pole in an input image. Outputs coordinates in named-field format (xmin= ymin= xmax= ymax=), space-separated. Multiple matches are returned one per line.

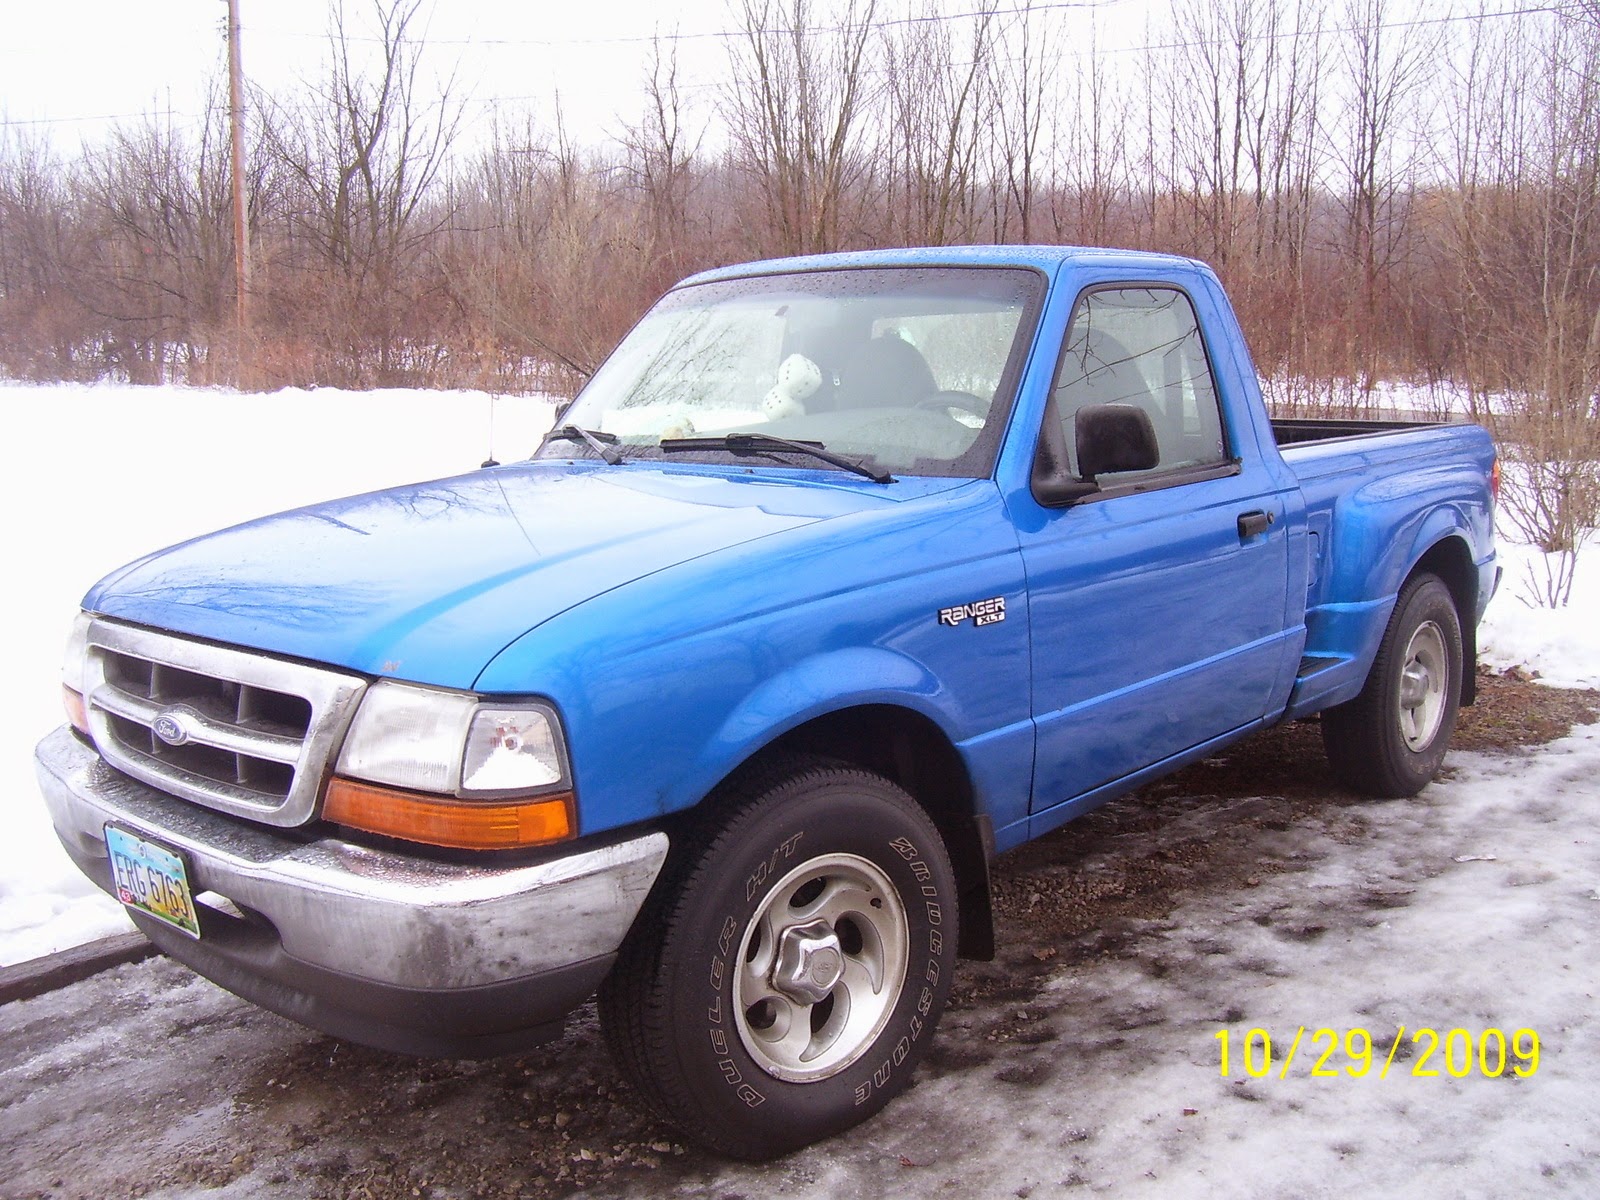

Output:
xmin=226 ymin=0 xmax=251 ymax=387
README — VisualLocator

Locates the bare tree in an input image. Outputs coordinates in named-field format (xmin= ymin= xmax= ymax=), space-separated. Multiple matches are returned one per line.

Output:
xmin=619 ymin=35 xmax=704 ymax=276
xmin=0 ymin=0 xmax=1594 ymax=449
xmin=65 ymin=81 xmax=251 ymax=385
xmin=440 ymin=104 xmax=669 ymax=398
xmin=988 ymin=2 xmax=1057 ymax=242
xmin=1052 ymin=14 xmax=1129 ymax=247
xmin=1440 ymin=7 xmax=1600 ymax=606
xmin=723 ymin=0 xmax=880 ymax=255
xmin=879 ymin=1 xmax=999 ymax=245
xmin=0 ymin=129 xmax=89 ymax=378
xmin=266 ymin=0 xmax=464 ymax=383
xmin=1165 ymin=0 xmax=1264 ymax=266
xmin=1337 ymin=0 xmax=1434 ymax=392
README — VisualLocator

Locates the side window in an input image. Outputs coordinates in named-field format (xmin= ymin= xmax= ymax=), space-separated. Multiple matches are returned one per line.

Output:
xmin=1052 ymin=287 xmax=1227 ymax=480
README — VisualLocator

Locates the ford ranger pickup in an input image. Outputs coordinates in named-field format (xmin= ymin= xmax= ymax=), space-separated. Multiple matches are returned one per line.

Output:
xmin=35 ymin=245 xmax=1498 ymax=1158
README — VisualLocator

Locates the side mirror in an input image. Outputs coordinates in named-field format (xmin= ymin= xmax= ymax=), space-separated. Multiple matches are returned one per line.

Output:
xmin=1075 ymin=404 xmax=1159 ymax=481
xmin=1032 ymin=395 xmax=1097 ymax=506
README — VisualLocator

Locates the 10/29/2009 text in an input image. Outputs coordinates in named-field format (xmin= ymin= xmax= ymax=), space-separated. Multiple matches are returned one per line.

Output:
xmin=1214 ymin=1026 xmax=1540 ymax=1079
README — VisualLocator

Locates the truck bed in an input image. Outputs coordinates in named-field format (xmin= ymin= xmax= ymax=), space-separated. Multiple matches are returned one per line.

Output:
xmin=1270 ymin=414 xmax=1497 ymax=722
xmin=1270 ymin=415 xmax=1464 ymax=446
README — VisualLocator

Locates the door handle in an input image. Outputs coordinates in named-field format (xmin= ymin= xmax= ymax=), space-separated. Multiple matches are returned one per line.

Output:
xmin=1237 ymin=510 xmax=1274 ymax=539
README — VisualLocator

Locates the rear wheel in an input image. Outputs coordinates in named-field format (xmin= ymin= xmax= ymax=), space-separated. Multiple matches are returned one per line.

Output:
xmin=1321 ymin=572 xmax=1464 ymax=797
xmin=599 ymin=761 xmax=958 ymax=1160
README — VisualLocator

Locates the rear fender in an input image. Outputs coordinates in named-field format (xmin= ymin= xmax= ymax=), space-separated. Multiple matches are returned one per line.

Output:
xmin=1296 ymin=504 xmax=1483 ymax=716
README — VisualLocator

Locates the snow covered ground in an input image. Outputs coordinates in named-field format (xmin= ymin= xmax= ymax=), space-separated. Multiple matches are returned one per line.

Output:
xmin=1481 ymin=539 xmax=1600 ymax=689
xmin=1260 ymin=376 xmax=1478 ymax=420
xmin=0 ymin=382 xmax=557 ymax=965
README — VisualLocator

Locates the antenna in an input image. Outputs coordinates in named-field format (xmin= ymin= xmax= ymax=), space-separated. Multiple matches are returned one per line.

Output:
xmin=225 ymin=0 xmax=251 ymax=389
xmin=482 ymin=394 xmax=500 ymax=468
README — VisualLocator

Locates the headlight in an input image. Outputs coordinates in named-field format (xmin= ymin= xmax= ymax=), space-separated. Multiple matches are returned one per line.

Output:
xmin=62 ymin=612 xmax=94 ymax=734
xmin=336 ymin=682 xmax=570 ymax=797
xmin=63 ymin=611 xmax=92 ymax=693
xmin=328 ymin=681 xmax=575 ymax=851
xmin=335 ymin=682 xmax=478 ymax=793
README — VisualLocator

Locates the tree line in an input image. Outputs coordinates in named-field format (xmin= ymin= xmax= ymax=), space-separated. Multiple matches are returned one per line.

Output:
xmin=1 ymin=0 xmax=1596 ymax=430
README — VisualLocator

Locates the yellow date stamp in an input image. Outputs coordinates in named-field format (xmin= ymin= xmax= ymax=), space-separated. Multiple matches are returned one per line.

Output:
xmin=1214 ymin=1026 xmax=1540 ymax=1079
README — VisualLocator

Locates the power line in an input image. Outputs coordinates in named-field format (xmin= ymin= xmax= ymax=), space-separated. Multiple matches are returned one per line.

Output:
xmin=240 ymin=0 xmax=1563 ymax=51
xmin=3 ymin=111 xmax=187 ymax=127
xmin=1106 ymin=3 xmax=1566 ymax=57
xmin=1 ymin=1 xmax=1572 ymax=130
xmin=242 ymin=0 xmax=1136 ymax=48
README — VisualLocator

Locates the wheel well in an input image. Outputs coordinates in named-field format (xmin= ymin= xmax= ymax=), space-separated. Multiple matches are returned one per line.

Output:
xmin=745 ymin=705 xmax=996 ymax=961
xmin=1410 ymin=536 xmax=1479 ymax=705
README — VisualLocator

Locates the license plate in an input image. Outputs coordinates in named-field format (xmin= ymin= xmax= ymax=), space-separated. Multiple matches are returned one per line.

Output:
xmin=105 ymin=825 xmax=201 ymax=939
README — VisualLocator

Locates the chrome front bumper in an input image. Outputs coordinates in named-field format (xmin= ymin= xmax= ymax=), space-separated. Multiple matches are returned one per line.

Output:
xmin=34 ymin=726 xmax=668 ymax=1055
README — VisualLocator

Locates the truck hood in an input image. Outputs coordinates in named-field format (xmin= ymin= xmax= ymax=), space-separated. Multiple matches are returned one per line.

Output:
xmin=84 ymin=462 xmax=922 ymax=689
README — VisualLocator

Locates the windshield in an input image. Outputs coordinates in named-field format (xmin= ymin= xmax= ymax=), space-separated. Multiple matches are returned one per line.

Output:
xmin=540 ymin=266 xmax=1045 ymax=478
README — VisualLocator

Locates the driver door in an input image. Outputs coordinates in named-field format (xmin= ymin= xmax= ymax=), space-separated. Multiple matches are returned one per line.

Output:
xmin=1020 ymin=284 xmax=1294 ymax=813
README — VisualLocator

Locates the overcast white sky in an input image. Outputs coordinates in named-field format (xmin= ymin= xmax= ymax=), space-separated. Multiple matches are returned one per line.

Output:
xmin=0 ymin=0 xmax=1160 ymax=153
xmin=0 ymin=0 xmax=721 ymax=148
xmin=0 ymin=0 xmax=1544 ymax=171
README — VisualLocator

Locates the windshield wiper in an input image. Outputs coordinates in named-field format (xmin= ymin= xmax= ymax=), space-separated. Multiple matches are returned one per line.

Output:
xmin=542 ymin=424 xmax=623 ymax=465
xmin=659 ymin=433 xmax=894 ymax=484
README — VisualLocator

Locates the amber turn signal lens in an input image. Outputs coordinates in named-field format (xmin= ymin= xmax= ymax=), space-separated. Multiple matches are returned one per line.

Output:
xmin=63 ymin=686 xmax=90 ymax=736
xmin=323 ymin=776 xmax=573 ymax=850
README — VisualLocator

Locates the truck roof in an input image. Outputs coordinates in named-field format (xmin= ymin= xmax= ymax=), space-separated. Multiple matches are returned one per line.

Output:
xmin=677 ymin=244 xmax=1207 ymax=288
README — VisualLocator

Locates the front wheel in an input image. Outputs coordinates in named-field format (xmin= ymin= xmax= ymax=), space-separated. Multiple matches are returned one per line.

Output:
xmin=1321 ymin=572 xmax=1464 ymax=797
xmin=599 ymin=762 xmax=958 ymax=1159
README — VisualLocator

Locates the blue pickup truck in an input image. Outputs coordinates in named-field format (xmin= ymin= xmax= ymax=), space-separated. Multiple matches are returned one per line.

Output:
xmin=36 ymin=246 xmax=1497 ymax=1158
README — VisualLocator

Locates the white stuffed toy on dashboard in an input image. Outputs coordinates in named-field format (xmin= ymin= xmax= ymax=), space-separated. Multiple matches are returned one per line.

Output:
xmin=760 ymin=353 xmax=822 ymax=421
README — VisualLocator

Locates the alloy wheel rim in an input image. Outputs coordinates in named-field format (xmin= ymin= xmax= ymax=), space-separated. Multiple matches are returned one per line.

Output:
xmin=732 ymin=852 xmax=909 ymax=1083
xmin=1398 ymin=620 xmax=1448 ymax=752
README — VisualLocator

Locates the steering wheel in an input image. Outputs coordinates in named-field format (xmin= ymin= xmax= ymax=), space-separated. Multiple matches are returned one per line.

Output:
xmin=914 ymin=390 xmax=987 ymax=418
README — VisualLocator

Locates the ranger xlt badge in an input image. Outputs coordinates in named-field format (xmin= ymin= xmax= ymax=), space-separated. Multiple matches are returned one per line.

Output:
xmin=939 ymin=596 xmax=1006 ymax=627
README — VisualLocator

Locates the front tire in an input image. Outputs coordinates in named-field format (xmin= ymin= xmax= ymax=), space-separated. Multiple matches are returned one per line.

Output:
xmin=599 ymin=761 xmax=958 ymax=1160
xmin=1322 ymin=572 xmax=1464 ymax=797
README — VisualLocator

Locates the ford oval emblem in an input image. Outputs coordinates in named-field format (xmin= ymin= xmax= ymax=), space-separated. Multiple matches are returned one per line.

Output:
xmin=152 ymin=710 xmax=194 ymax=747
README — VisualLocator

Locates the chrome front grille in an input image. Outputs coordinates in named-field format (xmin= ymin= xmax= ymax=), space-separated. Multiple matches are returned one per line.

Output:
xmin=82 ymin=619 xmax=368 ymax=827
